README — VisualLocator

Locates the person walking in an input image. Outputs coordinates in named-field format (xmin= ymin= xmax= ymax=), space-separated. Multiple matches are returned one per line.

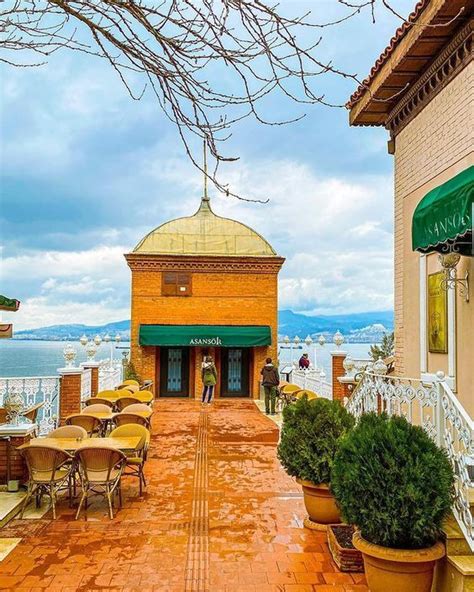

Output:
xmin=261 ymin=357 xmax=280 ymax=415
xmin=201 ymin=355 xmax=217 ymax=404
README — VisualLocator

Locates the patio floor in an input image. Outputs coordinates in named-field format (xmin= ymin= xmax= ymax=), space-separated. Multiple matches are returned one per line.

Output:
xmin=0 ymin=399 xmax=368 ymax=592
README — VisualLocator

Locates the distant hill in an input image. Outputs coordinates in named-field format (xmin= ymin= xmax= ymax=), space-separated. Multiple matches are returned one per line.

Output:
xmin=278 ymin=310 xmax=393 ymax=342
xmin=14 ymin=310 xmax=393 ymax=342
xmin=14 ymin=320 xmax=131 ymax=341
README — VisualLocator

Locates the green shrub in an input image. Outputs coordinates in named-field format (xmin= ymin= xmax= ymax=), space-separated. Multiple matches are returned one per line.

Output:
xmin=124 ymin=360 xmax=141 ymax=383
xmin=331 ymin=413 xmax=454 ymax=549
xmin=277 ymin=397 xmax=355 ymax=485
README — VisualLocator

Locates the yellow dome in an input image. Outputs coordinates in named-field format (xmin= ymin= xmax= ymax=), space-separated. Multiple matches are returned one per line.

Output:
xmin=133 ymin=198 xmax=277 ymax=257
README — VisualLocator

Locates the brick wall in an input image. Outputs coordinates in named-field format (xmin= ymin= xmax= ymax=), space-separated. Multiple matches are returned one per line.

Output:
xmin=393 ymin=62 xmax=474 ymax=376
xmin=331 ymin=353 xmax=347 ymax=402
xmin=59 ymin=373 xmax=82 ymax=421
xmin=129 ymin=262 xmax=281 ymax=398
xmin=0 ymin=436 xmax=31 ymax=484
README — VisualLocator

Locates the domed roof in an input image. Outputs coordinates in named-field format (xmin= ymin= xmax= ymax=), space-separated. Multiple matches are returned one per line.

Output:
xmin=133 ymin=198 xmax=277 ymax=257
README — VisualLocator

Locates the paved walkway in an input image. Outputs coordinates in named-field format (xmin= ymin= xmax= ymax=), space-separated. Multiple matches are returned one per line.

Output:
xmin=0 ymin=400 xmax=368 ymax=591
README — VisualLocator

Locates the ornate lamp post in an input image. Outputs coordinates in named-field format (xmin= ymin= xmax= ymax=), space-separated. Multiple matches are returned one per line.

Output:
xmin=333 ymin=330 xmax=344 ymax=350
xmin=104 ymin=333 xmax=113 ymax=364
xmin=63 ymin=343 xmax=77 ymax=368
xmin=293 ymin=335 xmax=301 ymax=364
xmin=304 ymin=334 xmax=313 ymax=368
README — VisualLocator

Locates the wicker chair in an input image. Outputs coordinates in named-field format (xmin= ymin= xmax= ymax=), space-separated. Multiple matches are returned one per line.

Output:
xmin=132 ymin=390 xmax=154 ymax=405
xmin=109 ymin=425 xmax=150 ymax=495
xmin=115 ymin=397 xmax=142 ymax=412
xmin=82 ymin=404 xmax=112 ymax=414
xmin=121 ymin=380 xmax=139 ymax=387
xmin=118 ymin=384 xmax=140 ymax=393
xmin=96 ymin=390 xmax=118 ymax=399
xmin=65 ymin=414 xmax=101 ymax=437
xmin=114 ymin=413 xmax=149 ymax=428
xmin=49 ymin=425 xmax=88 ymax=439
xmin=74 ymin=446 xmax=126 ymax=520
xmin=84 ymin=398 xmax=114 ymax=408
xmin=20 ymin=445 xmax=73 ymax=519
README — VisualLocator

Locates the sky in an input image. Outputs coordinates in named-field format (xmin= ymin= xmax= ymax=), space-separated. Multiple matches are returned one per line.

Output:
xmin=1 ymin=0 xmax=415 ymax=331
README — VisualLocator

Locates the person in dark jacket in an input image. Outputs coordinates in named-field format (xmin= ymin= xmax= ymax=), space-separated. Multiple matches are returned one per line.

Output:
xmin=299 ymin=353 xmax=310 ymax=369
xmin=261 ymin=357 xmax=280 ymax=415
xmin=201 ymin=356 xmax=217 ymax=404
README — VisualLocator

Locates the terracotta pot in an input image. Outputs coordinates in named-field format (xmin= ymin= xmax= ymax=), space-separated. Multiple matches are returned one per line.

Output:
xmin=352 ymin=530 xmax=445 ymax=592
xmin=296 ymin=479 xmax=341 ymax=524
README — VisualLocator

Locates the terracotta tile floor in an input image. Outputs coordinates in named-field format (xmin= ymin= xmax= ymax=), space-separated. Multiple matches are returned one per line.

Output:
xmin=0 ymin=400 xmax=368 ymax=592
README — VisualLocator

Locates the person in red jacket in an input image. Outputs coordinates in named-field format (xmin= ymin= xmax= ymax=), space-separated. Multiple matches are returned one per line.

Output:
xmin=299 ymin=353 xmax=310 ymax=369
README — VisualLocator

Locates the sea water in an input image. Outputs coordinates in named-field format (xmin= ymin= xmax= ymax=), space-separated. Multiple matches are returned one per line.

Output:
xmin=0 ymin=340 xmax=130 ymax=377
xmin=0 ymin=340 xmax=374 ymax=380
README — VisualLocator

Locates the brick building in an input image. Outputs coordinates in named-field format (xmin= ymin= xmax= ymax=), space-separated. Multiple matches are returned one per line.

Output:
xmin=125 ymin=195 xmax=284 ymax=399
xmin=347 ymin=0 xmax=473 ymax=413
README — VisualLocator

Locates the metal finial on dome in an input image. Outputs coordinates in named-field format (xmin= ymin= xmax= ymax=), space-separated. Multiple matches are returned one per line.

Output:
xmin=202 ymin=139 xmax=210 ymax=203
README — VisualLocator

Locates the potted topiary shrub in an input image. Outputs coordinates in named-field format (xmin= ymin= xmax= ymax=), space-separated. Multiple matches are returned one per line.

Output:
xmin=332 ymin=413 xmax=454 ymax=592
xmin=277 ymin=396 xmax=355 ymax=528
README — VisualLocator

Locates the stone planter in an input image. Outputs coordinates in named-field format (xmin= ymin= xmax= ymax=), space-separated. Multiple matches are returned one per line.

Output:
xmin=352 ymin=530 xmax=445 ymax=592
xmin=296 ymin=479 xmax=341 ymax=529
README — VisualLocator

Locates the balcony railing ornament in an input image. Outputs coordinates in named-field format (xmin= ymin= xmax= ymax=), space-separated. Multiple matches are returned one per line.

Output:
xmin=63 ymin=343 xmax=77 ymax=368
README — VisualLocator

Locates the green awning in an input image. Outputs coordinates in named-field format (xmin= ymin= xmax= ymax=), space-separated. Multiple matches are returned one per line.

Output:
xmin=139 ymin=325 xmax=271 ymax=347
xmin=412 ymin=166 xmax=473 ymax=255
xmin=0 ymin=295 xmax=20 ymax=312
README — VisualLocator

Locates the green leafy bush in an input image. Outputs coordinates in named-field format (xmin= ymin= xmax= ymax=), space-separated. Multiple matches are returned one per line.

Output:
xmin=277 ymin=397 xmax=355 ymax=485
xmin=124 ymin=360 xmax=141 ymax=383
xmin=332 ymin=413 xmax=454 ymax=549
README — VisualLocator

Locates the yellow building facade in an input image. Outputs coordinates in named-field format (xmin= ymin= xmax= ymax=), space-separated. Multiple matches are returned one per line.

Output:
xmin=125 ymin=196 xmax=284 ymax=399
xmin=348 ymin=0 xmax=473 ymax=413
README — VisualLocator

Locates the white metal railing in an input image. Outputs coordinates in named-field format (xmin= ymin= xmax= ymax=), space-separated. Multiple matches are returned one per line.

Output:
xmin=288 ymin=365 xmax=332 ymax=399
xmin=346 ymin=371 xmax=474 ymax=551
xmin=81 ymin=368 xmax=92 ymax=402
xmin=98 ymin=359 xmax=123 ymax=391
xmin=0 ymin=376 xmax=60 ymax=435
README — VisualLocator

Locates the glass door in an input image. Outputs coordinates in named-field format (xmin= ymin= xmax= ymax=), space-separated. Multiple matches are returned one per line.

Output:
xmin=221 ymin=348 xmax=250 ymax=397
xmin=160 ymin=347 xmax=189 ymax=397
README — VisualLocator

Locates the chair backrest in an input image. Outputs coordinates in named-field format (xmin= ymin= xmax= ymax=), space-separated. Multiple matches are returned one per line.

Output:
xmin=122 ymin=403 xmax=150 ymax=414
xmin=295 ymin=389 xmax=318 ymax=400
xmin=132 ymin=390 xmax=153 ymax=404
xmin=82 ymin=404 xmax=111 ymax=414
xmin=120 ymin=384 xmax=140 ymax=393
xmin=21 ymin=445 xmax=72 ymax=481
xmin=84 ymin=398 xmax=114 ymax=408
xmin=280 ymin=383 xmax=301 ymax=394
xmin=96 ymin=390 xmax=117 ymax=399
xmin=114 ymin=413 xmax=148 ymax=428
xmin=49 ymin=425 xmax=88 ymax=439
xmin=65 ymin=414 xmax=101 ymax=436
xmin=23 ymin=403 xmax=44 ymax=422
xmin=122 ymin=379 xmax=139 ymax=387
xmin=109 ymin=424 xmax=150 ymax=456
xmin=116 ymin=397 xmax=142 ymax=412
xmin=75 ymin=446 xmax=126 ymax=482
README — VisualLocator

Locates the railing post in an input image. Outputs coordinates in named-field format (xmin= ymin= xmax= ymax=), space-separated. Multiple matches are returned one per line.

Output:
xmin=58 ymin=367 xmax=83 ymax=422
xmin=435 ymin=370 xmax=446 ymax=449
xmin=331 ymin=350 xmax=347 ymax=403
xmin=81 ymin=361 xmax=99 ymax=396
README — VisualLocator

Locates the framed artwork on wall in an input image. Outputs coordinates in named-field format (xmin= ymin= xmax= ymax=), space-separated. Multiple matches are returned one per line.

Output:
xmin=427 ymin=271 xmax=448 ymax=354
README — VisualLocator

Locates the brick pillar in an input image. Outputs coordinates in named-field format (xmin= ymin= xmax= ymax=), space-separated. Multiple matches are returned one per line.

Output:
xmin=58 ymin=367 xmax=83 ymax=422
xmin=0 ymin=425 xmax=37 ymax=486
xmin=331 ymin=351 xmax=347 ymax=403
xmin=82 ymin=361 xmax=100 ymax=396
